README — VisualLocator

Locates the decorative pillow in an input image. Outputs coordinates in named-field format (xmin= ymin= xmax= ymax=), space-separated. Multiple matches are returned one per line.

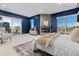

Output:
xmin=71 ymin=28 xmax=79 ymax=43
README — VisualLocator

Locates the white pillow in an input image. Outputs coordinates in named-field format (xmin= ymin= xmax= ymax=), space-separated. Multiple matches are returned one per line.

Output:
xmin=71 ymin=28 xmax=79 ymax=43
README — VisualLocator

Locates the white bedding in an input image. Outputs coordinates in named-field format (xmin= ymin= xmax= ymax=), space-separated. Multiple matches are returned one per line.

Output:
xmin=34 ymin=34 xmax=79 ymax=56
xmin=53 ymin=34 xmax=79 ymax=56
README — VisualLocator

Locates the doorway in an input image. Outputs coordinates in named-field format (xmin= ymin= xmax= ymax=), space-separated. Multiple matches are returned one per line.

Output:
xmin=40 ymin=14 xmax=51 ymax=35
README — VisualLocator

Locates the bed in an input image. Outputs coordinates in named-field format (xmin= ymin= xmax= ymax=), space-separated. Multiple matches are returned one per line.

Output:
xmin=34 ymin=34 xmax=79 ymax=56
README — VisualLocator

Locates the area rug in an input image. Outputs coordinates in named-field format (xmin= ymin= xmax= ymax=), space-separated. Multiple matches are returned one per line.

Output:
xmin=13 ymin=41 xmax=52 ymax=56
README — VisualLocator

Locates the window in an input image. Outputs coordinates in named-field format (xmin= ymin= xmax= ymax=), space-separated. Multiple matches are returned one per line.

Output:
xmin=12 ymin=18 xmax=22 ymax=34
xmin=0 ymin=15 xmax=22 ymax=34
xmin=30 ymin=19 xmax=34 ymax=29
xmin=57 ymin=15 xmax=77 ymax=34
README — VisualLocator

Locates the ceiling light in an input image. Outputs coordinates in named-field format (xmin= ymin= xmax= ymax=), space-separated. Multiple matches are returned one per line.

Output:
xmin=38 ymin=10 xmax=42 ymax=13
xmin=58 ymin=3 xmax=62 ymax=5
xmin=2 ymin=4 xmax=6 ymax=7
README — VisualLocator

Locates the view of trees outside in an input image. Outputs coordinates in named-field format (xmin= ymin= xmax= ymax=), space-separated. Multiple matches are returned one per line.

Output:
xmin=57 ymin=15 xmax=77 ymax=34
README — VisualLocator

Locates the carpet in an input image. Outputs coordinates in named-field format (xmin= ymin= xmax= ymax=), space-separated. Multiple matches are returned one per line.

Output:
xmin=13 ymin=41 xmax=52 ymax=56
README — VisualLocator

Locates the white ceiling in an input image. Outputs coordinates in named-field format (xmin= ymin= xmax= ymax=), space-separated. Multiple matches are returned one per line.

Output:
xmin=0 ymin=3 xmax=78 ymax=17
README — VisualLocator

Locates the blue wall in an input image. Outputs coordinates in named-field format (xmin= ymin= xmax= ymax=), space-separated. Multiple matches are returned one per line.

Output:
xmin=51 ymin=8 xmax=79 ymax=32
xmin=30 ymin=15 xmax=40 ymax=34
xmin=51 ymin=16 xmax=57 ymax=32
xmin=77 ymin=15 xmax=79 ymax=22
xmin=22 ymin=17 xmax=30 ymax=34
xmin=0 ymin=10 xmax=30 ymax=34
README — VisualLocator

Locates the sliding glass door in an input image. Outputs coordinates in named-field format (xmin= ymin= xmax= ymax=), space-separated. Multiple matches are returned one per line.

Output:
xmin=0 ymin=15 xmax=22 ymax=35
xmin=57 ymin=17 xmax=65 ymax=34
xmin=66 ymin=16 xmax=77 ymax=33
xmin=57 ymin=15 xmax=77 ymax=34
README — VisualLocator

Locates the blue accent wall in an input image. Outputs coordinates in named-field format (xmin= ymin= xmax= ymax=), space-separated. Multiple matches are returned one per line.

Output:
xmin=0 ymin=10 xmax=30 ymax=34
xmin=22 ymin=17 xmax=31 ymax=34
xmin=52 ymin=8 xmax=79 ymax=17
xmin=51 ymin=8 xmax=79 ymax=32
xmin=30 ymin=15 xmax=40 ymax=34
xmin=51 ymin=16 xmax=57 ymax=32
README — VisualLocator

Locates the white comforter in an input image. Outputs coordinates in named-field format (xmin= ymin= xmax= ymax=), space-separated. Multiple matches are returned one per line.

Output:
xmin=34 ymin=34 xmax=79 ymax=56
xmin=53 ymin=34 xmax=79 ymax=56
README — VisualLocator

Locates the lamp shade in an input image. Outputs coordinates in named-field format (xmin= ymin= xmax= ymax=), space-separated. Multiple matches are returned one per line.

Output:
xmin=76 ymin=22 xmax=79 ymax=28
xmin=0 ymin=17 xmax=2 ymax=20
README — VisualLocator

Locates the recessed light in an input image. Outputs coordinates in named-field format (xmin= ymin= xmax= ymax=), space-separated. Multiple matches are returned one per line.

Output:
xmin=38 ymin=10 xmax=42 ymax=13
xmin=2 ymin=4 xmax=6 ymax=7
xmin=58 ymin=3 xmax=62 ymax=5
